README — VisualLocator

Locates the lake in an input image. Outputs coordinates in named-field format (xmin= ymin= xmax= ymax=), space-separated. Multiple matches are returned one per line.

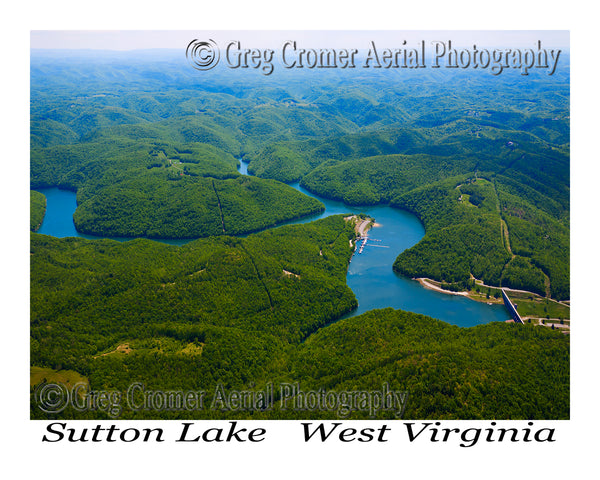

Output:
xmin=34 ymin=161 xmax=510 ymax=326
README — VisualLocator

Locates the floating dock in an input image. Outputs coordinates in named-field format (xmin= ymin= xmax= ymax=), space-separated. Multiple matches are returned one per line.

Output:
xmin=358 ymin=237 xmax=368 ymax=254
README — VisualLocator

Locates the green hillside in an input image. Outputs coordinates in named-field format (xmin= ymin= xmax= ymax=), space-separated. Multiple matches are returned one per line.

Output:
xmin=30 ymin=190 xmax=46 ymax=232
xmin=30 ymin=50 xmax=570 ymax=419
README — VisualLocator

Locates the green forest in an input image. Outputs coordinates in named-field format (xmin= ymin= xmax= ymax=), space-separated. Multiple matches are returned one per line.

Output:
xmin=30 ymin=190 xmax=46 ymax=232
xmin=30 ymin=221 xmax=569 ymax=420
xmin=30 ymin=49 xmax=570 ymax=420
xmin=73 ymin=174 xmax=324 ymax=238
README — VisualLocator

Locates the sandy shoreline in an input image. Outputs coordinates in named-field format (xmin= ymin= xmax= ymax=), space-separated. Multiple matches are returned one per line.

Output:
xmin=415 ymin=278 xmax=470 ymax=296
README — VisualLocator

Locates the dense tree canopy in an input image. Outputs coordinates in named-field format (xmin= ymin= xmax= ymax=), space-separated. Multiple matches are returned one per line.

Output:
xmin=30 ymin=50 xmax=570 ymax=419
xmin=30 ymin=190 xmax=46 ymax=232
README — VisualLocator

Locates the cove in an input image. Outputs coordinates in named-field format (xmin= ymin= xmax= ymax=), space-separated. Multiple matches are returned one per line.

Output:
xmin=34 ymin=162 xmax=510 ymax=326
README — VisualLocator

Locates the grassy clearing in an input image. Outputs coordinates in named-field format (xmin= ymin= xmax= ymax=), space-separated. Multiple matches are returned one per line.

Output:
xmin=468 ymin=284 xmax=505 ymax=304
xmin=178 ymin=343 xmax=204 ymax=356
xmin=94 ymin=343 xmax=133 ymax=358
xmin=503 ymin=290 xmax=570 ymax=320
xmin=30 ymin=366 xmax=88 ymax=388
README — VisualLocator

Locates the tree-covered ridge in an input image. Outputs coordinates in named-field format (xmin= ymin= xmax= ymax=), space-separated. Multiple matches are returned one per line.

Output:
xmin=244 ymin=128 xmax=429 ymax=183
xmin=30 ymin=216 xmax=569 ymax=420
xmin=299 ymin=153 xmax=477 ymax=205
xmin=72 ymin=173 xmax=324 ymax=239
xmin=30 ymin=190 xmax=46 ymax=232
xmin=30 ymin=215 xmax=356 ymax=382
xmin=31 ymin=137 xmax=241 ymax=196
xmin=392 ymin=177 xmax=510 ymax=286
xmin=293 ymin=308 xmax=569 ymax=420
xmin=495 ymin=178 xmax=570 ymax=299
xmin=391 ymin=174 xmax=569 ymax=300
xmin=244 ymin=103 xmax=568 ymax=185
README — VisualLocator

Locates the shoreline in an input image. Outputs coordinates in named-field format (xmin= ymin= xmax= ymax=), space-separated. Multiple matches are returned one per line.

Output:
xmin=415 ymin=278 xmax=570 ymax=324
xmin=415 ymin=278 xmax=470 ymax=297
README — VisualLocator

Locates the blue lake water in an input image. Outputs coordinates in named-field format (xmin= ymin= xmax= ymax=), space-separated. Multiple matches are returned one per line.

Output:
xmin=36 ymin=188 xmax=80 ymax=238
xmin=34 ymin=161 xmax=510 ymax=326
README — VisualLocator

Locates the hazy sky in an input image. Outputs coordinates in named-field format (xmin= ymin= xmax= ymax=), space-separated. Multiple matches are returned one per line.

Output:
xmin=30 ymin=30 xmax=569 ymax=51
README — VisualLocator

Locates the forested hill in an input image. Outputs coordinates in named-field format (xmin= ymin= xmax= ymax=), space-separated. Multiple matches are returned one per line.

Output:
xmin=30 ymin=190 xmax=46 ymax=232
xmin=30 ymin=217 xmax=569 ymax=420
xmin=30 ymin=48 xmax=569 ymax=420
